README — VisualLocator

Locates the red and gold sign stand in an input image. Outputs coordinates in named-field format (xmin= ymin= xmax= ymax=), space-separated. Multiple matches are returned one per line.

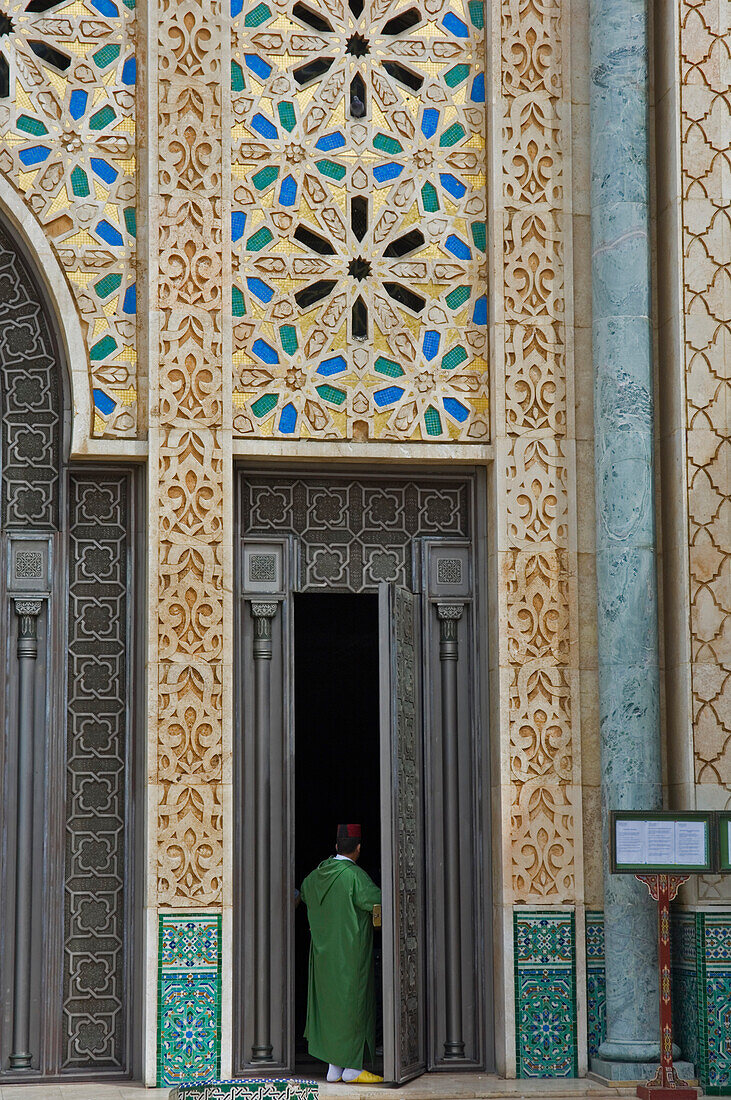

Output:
xmin=634 ymin=874 xmax=699 ymax=1099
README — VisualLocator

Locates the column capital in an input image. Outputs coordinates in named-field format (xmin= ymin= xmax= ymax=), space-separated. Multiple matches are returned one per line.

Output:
xmin=436 ymin=602 xmax=464 ymax=621
xmin=249 ymin=601 xmax=278 ymax=619
xmin=13 ymin=599 xmax=42 ymax=618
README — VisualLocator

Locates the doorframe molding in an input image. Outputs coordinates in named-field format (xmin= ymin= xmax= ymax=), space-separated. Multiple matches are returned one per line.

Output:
xmin=232 ymin=462 xmax=495 ymax=1074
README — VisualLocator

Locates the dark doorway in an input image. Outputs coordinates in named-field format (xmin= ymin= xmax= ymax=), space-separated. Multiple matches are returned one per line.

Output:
xmin=293 ymin=592 xmax=382 ymax=1074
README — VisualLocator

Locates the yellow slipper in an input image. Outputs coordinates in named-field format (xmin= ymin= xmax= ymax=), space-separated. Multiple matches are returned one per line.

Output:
xmin=348 ymin=1070 xmax=384 ymax=1084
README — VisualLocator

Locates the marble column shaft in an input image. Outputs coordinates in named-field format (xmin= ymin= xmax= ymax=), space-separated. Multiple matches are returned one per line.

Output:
xmin=590 ymin=0 xmax=662 ymax=1070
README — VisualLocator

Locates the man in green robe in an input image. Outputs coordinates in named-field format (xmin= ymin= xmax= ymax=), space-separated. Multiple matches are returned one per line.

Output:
xmin=300 ymin=824 xmax=383 ymax=1084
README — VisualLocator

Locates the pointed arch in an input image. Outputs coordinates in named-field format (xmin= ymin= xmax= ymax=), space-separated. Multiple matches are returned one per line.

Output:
xmin=0 ymin=177 xmax=92 ymax=458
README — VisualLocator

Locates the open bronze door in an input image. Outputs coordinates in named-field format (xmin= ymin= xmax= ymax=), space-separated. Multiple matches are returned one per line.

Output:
xmin=378 ymin=583 xmax=427 ymax=1084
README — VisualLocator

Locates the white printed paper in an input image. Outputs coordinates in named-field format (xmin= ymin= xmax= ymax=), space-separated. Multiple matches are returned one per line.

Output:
xmin=675 ymin=820 xmax=706 ymax=866
xmin=646 ymin=820 xmax=675 ymax=863
xmin=615 ymin=817 xmax=708 ymax=868
xmin=615 ymin=819 xmax=647 ymax=865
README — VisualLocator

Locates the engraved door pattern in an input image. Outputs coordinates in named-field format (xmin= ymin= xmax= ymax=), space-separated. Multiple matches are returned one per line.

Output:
xmin=380 ymin=583 xmax=426 ymax=1083
xmin=0 ymin=225 xmax=134 ymax=1075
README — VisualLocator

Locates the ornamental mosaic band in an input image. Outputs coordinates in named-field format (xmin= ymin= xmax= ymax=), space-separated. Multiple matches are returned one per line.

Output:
xmin=300 ymin=824 xmax=384 ymax=1084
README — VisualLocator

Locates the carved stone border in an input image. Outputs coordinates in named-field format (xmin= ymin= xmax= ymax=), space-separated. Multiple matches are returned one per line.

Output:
xmin=489 ymin=0 xmax=584 ymax=1074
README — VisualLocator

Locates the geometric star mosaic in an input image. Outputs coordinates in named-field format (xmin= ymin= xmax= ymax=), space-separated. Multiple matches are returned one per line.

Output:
xmin=231 ymin=0 xmax=488 ymax=442
xmin=0 ymin=0 xmax=136 ymax=438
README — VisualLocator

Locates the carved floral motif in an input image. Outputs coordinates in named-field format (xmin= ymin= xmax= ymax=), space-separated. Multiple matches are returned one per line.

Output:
xmin=154 ymin=0 xmax=225 ymax=907
xmin=500 ymin=0 xmax=578 ymax=900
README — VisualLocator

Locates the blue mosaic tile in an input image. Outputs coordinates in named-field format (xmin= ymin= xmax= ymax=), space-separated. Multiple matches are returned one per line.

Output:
xmin=672 ymin=912 xmax=698 ymax=1068
xmin=161 ymin=914 xmax=221 ymax=970
xmin=585 ymin=910 xmax=605 ymax=1062
xmin=698 ymin=913 xmax=731 ymax=1095
xmin=514 ymin=910 xmax=578 ymax=1078
xmin=585 ymin=910 xmax=605 ymax=964
xmin=157 ymin=913 xmax=222 ymax=1088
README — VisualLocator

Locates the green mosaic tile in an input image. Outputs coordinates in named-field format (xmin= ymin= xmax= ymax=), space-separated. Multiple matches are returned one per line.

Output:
xmin=468 ymin=0 xmax=484 ymax=28
xmin=445 ymin=285 xmax=470 ymax=309
xmin=95 ymin=272 xmax=123 ymax=299
xmin=252 ymin=393 xmax=278 ymax=418
xmin=278 ymin=102 xmax=296 ymax=132
xmin=439 ymin=122 xmax=465 ymax=148
xmin=17 ymin=113 xmax=48 ymax=136
xmin=245 ymin=3 xmax=272 ymax=26
xmin=421 ymin=181 xmax=439 ymax=212
xmin=316 ymin=384 xmax=346 ymax=406
xmin=233 ymin=286 xmax=246 ymax=316
xmin=71 ymin=166 xmax=90 ymax=197
xmin=374 ymin=355 xmax=404 ymax=378
xmin=315 ymin=159 xmax=347 ymax=181
xmin=252 ymin=166 xmax=279 ymax=191
xmin=280 ymin=324 xmax=298 ymax=354
xmin=440 ymin=345 xmax=468 ymax=371
xmin=92 ymin=43 xmax=121 ymax=69
xmin=89 ymin=334 xmax=118 ymax=361
xmin=445 ymin=64 xmax=470 ymax=87
xmin=514 ymin=910 xmax=578 ymax=1079
xmin=232 ymin=60 xmax=245 ymax=91
xmin=374 ymin=133 xmax=402 ymax=154
xmin=471 ymin=220 xmax=486 ymax=252
xmin=247 ymin=227 xmax=274 ymax=251
xmin=124 ymin=207 xmax=137 ymax=237
xmin=157 ymin=913 xmax=222 ymax=1089
xmin=424 ymin=405 xmax=442 ymax=436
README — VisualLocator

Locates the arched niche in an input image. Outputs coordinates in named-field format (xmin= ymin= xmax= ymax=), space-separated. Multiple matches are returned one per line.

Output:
xmin=0 ymin=178 xmax=92 ymax=459
xmin=0 ymin=203 xmax=139 ymax=1080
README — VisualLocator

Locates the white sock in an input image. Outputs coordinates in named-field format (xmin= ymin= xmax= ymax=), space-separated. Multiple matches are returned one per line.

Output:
xmin=327 ymin=1064 xmax=344 ymax=1082
xmin=342 ymin=1068 xmax=361 ymax=1082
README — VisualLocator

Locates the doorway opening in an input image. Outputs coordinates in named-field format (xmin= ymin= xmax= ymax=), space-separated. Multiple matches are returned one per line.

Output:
xmin=293 ymin=592 xmax=382 ymax=1076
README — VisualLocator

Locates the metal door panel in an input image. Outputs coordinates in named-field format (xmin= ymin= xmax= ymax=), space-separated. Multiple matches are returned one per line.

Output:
xmin=235 ymin=537 xmax=296 ymax=1074
xmin=379 ymin=583 xmax=426 ymax=1084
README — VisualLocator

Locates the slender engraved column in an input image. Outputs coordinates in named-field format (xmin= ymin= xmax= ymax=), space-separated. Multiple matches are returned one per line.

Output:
xmin=9 ymin=599 xmax=42 ymax=1070
xmin=590 ymin=0 xmax=662 ymax=1079
xmin=437 ymin=602 xmax=465 ymax=1059
xmin=250 ymin=601 xmax=277 ymax=1063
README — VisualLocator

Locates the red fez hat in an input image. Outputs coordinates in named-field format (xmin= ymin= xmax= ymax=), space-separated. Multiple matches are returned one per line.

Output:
xmin=337 ymin=823 xmax=361 ymax=841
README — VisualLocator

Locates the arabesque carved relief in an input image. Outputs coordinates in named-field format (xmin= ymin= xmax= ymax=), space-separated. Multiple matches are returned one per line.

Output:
xmin=153 ymin=0 xmax=225 ymax=907
xmin=499 ymin=0 xmax=579 ymax=901
xmin=680 ymin=3 xmax=730 ymax=815
xmin=0 ymin=0 xmax=137 ymax=437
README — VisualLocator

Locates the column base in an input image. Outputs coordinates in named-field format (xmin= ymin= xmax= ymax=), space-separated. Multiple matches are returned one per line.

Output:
xmin=590 ymin=1059 xmax=696 ymax=1085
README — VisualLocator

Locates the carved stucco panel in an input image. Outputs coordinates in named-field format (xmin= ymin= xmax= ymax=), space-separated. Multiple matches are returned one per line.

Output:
xmin=498 ymin=0 xmax=580 ymax=902
xmin=153 ymin=0 xmax=226 ymax=907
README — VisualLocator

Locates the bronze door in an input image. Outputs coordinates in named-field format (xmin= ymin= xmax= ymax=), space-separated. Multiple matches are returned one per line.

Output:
xmin=379 ymin=583 xmax=427 ymax=1084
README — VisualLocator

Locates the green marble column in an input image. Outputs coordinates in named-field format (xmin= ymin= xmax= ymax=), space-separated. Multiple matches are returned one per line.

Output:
xmin=589 ymin=0 xmax=663 ymax=1080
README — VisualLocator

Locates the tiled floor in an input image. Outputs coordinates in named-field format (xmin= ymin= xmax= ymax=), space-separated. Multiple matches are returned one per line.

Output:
xmin=0 ymin=1078 xmax=636 ymax=1100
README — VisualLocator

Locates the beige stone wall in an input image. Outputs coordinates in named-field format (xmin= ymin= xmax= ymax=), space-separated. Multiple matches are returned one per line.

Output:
xmin=679 ymin=0 xmax=730 ymax=832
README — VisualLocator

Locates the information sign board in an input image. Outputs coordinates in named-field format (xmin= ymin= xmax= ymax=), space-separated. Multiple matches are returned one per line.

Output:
xmin=610 ymin=811 xmax=713 ymax=873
